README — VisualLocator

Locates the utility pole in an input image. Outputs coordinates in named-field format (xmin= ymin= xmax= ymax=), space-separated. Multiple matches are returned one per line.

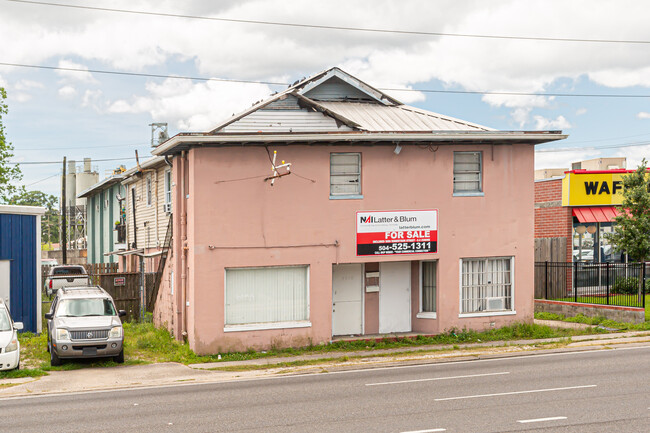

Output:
xmin=61 ymin=157 xmax=67 ymax=265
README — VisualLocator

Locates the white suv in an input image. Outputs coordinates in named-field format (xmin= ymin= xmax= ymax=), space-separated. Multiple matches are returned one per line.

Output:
xmin=45 ymin=286 xmax=126 ymax=366
xmin=0 ymin=299 xmax=23 ymax=371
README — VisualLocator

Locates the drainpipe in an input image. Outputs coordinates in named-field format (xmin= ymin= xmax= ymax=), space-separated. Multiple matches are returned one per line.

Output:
xmin=180 ymin=151 xmax=189 ymax=340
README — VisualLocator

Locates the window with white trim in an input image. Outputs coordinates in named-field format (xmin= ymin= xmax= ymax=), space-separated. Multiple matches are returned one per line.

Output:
xmin=460 ymin=257 xmax=513 ymax=313
xmin=163 ymin=170 xmax=172 ymax=213
xmin=453 ymin=151 xmax=482 ymax=194
xmin=225 ymin=265 xmax=309 ymax=326
xmin=330 ymin=153 xmax=361 ymax=197
xmin=421 ymin=261 xmax=437 ymax=313
xmin=146 ymin=175 xmax=152 ymax=206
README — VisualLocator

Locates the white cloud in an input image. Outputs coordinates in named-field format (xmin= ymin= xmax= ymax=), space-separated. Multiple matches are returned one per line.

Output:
xmin=533 ymin=115 xmax=571 ymax=130
xmin=58 ymin=85 xmax=77 ymax=99
xmin=56 ymin=60 xmax=97 ymax=83
xmin=82 ymin=89 xmax=104 ymax=111
xmin=576 ymin=108 xmax=587 ymax=115
xmin=107 ymin=78 xmax=273 ymax=130
xmin=637 ymin=112 xmax=650 ymax=119
xmin=614 ymin=145 xmax=650 ymax=168
xmin=14 ymin=80 xmax=44 ymax=91
xmin=535 ymin=149 xmax=600 ymax=170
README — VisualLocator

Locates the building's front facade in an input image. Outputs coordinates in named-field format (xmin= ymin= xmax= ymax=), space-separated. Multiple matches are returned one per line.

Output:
xmin=152 ymin=68 xmax=566 ymax=354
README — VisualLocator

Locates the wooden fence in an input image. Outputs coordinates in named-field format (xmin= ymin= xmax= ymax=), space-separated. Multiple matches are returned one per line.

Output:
xmin=41 ymin=263 xmax=156 ymax=322
xmin=534 ymin=238 xmax=568 ymax=299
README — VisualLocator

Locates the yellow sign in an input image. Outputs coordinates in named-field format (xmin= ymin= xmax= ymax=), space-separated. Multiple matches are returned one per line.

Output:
xmin=562 ymin=172 xmax=626 ymax=206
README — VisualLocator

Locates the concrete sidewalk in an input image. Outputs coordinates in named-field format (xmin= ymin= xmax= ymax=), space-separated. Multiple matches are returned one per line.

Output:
xmin=1 ymin=327 xmax=649 ymax=398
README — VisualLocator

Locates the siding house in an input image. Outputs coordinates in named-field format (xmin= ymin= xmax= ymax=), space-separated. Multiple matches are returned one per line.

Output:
xmin=151 ymin=67 xmax=567 ymax=354
xmin=120 ymin=156 xmax=173 ymax=273
xmin=78 ymin=173 xmax=127 ymax=265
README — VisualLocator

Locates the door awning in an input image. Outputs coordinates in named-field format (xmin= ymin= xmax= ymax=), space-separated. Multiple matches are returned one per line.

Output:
xmin=572 ymin=206 xmax=619 ymax=223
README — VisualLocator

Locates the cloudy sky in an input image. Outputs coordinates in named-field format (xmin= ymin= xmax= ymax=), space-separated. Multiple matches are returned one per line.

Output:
xmin=2 ymin=0 xmax=650 ymax=197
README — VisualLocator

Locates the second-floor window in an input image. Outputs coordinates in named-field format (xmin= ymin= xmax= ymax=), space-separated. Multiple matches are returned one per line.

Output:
xmin=146 ymin=175 xmax=152 ymax=206
xmin=164 ymin=170 xmax=172 ymax=213
xmin=330 ymin=153 xmax=361 ymax=197
xmin=453 ymin=151 xmax=482 ymax=194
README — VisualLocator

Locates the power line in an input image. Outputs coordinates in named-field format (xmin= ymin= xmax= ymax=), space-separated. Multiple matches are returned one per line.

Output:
xmin=7 ymin=0 xmax=650 ymax=45
xmin=8 ymin=156 xmax=137 ymax=165
xmin=19 ymin=141 xmax=151 ymax=151
xmin=24 ymin=172 xmax=59 ymax=186
xmin=4 ymin=61 xmax=650 ymax=99
xmin=535 ymin=140 xmax=650 ymax=153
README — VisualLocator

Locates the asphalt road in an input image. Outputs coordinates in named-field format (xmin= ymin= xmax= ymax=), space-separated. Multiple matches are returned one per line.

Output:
xmin=3 ymin=345 xmax=650 ymax=433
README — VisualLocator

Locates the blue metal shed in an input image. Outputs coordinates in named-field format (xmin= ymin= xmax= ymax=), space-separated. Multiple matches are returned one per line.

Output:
xmin=0 ymin=205 xmax=45 ymax=333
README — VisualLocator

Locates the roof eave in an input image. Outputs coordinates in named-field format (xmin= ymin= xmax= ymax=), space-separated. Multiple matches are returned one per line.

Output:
xmin=152 ymin=131 xmax=568 ymax=155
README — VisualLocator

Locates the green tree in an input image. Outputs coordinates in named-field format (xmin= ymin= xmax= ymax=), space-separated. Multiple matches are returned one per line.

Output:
xmin=0 ymin=87 xmax=22 ymax=202
xmin=604 ymin=159 xmax=650 ymax=301
xmin=8 ymin=189 xmax=60 ymax=244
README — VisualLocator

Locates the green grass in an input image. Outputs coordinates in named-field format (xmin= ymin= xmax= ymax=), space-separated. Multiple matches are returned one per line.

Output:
xmin=0 ymin=319 xmax=620 ymax=379
xmin=534 ymin=311 xmax=650 ymax=331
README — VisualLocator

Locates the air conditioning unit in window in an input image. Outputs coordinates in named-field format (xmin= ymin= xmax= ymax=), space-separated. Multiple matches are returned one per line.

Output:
xmin=163 ymin=203 xmax=172 ymax=213
xmin=486 ymin=297 xmax=505 ymax=311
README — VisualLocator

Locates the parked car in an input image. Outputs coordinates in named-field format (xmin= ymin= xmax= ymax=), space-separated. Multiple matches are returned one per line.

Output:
xmin=0 ymin=298 xmax=23 ymax=371
xmin=45 ymin=265 xmax=91 ymax=296
xmin=41 ymin=258 xmax=58 ymax=267
xmin=45 ymin=286 xmax=126 ymax=366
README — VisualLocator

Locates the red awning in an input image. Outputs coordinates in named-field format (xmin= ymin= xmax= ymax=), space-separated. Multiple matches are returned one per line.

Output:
xmin=572 ymin=206 xmax=619 ymax=223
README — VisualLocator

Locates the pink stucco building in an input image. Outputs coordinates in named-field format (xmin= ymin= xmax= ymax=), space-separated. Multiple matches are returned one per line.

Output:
xmin=151 ymin=68 xmax=566 ymax=354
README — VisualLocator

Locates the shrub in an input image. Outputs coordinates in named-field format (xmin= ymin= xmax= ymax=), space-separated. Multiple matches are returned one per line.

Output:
xmin=612 ymin=276 xmax=648 ymax=295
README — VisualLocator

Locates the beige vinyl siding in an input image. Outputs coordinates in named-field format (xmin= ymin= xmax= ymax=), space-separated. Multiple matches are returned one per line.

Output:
xmin=124 ymin=164 xmax=172 ymax=250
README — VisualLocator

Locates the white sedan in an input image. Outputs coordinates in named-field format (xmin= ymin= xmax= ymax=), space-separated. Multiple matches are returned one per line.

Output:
xmin=0 ymin=299 xmax=23 ymax=371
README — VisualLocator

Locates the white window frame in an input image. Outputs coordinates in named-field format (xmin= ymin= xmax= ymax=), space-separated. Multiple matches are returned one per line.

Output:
xmin=417 ymin=260 xmax=437 ymax=319
xmin=330 ymin=152 xmax=362 ymax=199
xmin=224 ymin=265 xmax=311 ymax=332
xmin=163 ymin=169 xmax=172 ymax=213
xmin=146 ymin=175 xmax=152 ymax=207
xmin=453 ymin=151 xmax=484 ymax=196
xmin=458 ymin=256 xmax=516 ymax=318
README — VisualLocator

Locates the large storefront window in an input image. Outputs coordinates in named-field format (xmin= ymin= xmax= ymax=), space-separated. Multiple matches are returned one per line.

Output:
xmin=572 ymin=222 xmax=625 ymax=263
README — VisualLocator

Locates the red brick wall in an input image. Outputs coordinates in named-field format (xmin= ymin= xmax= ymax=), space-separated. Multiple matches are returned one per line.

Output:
xmin=534 ymin=179 xmax=573 ymax=262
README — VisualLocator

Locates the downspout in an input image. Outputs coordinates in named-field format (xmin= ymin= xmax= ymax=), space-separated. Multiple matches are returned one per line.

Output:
xmin=180 ymin=151 xmax=189 ymax=340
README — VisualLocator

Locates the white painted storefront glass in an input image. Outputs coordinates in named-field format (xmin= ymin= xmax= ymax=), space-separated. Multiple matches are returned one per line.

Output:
xmin=225 ymin=265 xmax=309 ymax=325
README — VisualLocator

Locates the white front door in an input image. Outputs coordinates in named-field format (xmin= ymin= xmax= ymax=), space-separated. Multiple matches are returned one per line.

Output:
xmin=0 ymin=260 xmax=10 ymax=308
xmin=379 ymin=262 xmax=411 ymax=333
xmin=332 ymin=264 xmax=363 ymax=336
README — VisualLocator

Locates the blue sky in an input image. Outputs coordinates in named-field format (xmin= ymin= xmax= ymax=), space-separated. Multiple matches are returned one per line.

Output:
xmin=2 ymin=0 xmax=650 ymax=198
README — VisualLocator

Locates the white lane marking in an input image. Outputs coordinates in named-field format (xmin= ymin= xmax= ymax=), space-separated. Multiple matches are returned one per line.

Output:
xmin=2 ymin=344 xmax=648 ymax=401
xmin=517 ymin=416 xmax=567 ymax=424
xmin=400 ymin=429 xmax=446 ymax=433
xmin=435 ymin=384 xmax=596 ymax=401
xmin=366 ymin=371 xmax=509 ymax=386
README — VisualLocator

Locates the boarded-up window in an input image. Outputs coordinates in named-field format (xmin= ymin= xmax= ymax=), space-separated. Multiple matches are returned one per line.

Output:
xmin=330 ymin=153 xmax=361 ymax=196
xmin=225 ymin=266 xmax=309 ymax=325
xmin=453 ymin=151 xmax=482 ymax=193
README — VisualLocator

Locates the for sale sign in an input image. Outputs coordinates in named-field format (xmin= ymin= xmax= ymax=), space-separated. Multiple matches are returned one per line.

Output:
xmin=356 ymin=210 xmax=438 ymax=256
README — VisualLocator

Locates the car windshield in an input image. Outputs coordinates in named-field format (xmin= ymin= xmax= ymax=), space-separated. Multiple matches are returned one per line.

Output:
xmin=56 ymin=299 xmax=116 ymax=317
xmin=53 ymin=267 xmax=84 ymax=275
xmin=0 ymin=308 xmax=11 ymax=332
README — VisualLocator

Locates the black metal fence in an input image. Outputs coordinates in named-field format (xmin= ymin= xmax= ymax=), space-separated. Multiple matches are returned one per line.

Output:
xmin=535 ymin=261 xmax=648 ymax=308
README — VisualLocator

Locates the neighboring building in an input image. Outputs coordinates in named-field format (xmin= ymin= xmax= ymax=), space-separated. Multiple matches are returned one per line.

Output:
xmin=61 ymin=158 xmax=99 ymax=249
xmin=78 ymin=173 xmax=127 ymax=265
xmin=535 ymin=161 xmax=634 ymax=263
xmin=535 ymin=157 xmax=626 ymax=180
xmin=0 ymin=205 xmax=46 ymax=332
xmin=120 ymin=156 xmax=173 ymax=273
xmin=151 ymin=67 xmax=566 ymax=354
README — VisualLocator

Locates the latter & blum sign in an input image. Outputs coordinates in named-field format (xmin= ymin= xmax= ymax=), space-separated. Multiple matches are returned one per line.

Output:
xmin=356 ymin=210 xmax=438 ymax=256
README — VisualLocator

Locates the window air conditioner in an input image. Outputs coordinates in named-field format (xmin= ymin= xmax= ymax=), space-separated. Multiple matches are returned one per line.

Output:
xmin=163 ymin=203 xmax=172 ymax=213
xmin=486 ymin=297 xmax=505 ymax=311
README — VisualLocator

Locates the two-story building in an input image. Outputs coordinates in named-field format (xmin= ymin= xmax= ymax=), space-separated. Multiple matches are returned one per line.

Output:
xmin=151 ymin=67 xmax=566 ymax=354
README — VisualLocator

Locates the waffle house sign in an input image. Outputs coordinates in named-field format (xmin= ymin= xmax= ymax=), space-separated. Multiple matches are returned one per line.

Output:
xmin=562 ymin=170 xmax=629 ymax=206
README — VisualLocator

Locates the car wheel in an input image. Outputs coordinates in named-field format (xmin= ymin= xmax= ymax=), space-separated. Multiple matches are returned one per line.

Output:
xmin=50 ymin=344 xmax=61 ymax=367
xmin=113 ymin=349 xmax=124 ymax=364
